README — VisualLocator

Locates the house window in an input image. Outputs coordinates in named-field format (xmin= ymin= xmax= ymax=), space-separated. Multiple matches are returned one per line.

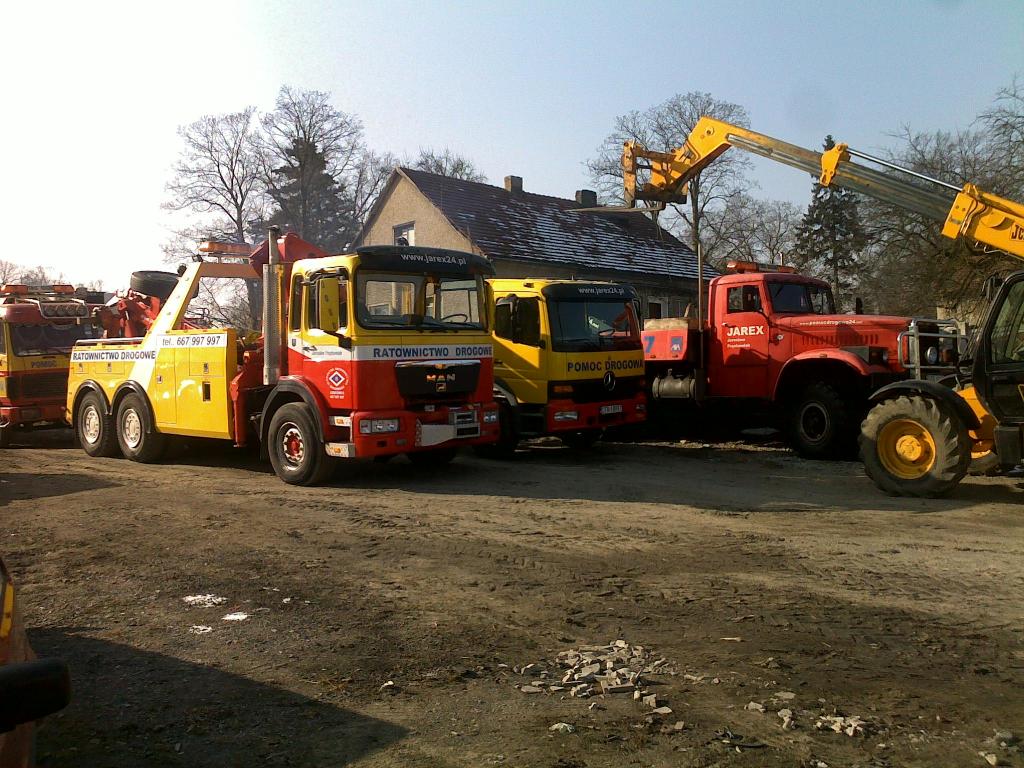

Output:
xmin=647 ymin=299 xmax=664 ymax=320
xmin=394 ymin=222 xmax=415 ymax=246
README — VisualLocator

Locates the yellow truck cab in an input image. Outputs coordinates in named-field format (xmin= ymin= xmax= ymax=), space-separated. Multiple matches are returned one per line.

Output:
xmin=67 ymin=236 xmax=500 ymax=485
xmin=484 ymin=278 xmax=646 ymax=452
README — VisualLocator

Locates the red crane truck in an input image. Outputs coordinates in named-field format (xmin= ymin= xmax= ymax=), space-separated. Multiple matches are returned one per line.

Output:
xmin=644 ymin=259 xmax=960 ymax=458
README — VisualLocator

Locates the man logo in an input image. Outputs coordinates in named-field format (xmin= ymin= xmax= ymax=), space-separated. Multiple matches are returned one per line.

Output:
xmin=603 ymin=370 xmax=616 ymax=392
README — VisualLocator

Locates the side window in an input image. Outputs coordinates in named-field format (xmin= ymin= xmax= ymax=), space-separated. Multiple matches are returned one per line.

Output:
xmin=727 ymin=285 xmax=762 ymax=314
xmin=289 ymin=276 xmax=303 ymax=332
xmin=494 ymin=299 xmax=513 ymax=340
xmin=305 ymin=279 xmax=318 ymax=331
xmin=513 ymin=297 xmax=541 ymax=346
xmin=990 ymin=281 xmax=1024 ymax=364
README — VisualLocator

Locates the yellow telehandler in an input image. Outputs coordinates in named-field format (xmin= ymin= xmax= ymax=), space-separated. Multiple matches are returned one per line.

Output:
xmin=620 ymin=116 xmax=1024 ymax=496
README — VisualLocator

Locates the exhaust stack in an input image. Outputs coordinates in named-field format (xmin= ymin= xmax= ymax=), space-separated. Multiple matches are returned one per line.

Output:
xmin=263 ymin=226 xmax=282 ymax=386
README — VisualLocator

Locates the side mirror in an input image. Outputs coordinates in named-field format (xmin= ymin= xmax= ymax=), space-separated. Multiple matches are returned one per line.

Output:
xmin=855 ymin=297 xmax=864 ymax=315
xmin=0 ymin=658 xmax=70 ymax=733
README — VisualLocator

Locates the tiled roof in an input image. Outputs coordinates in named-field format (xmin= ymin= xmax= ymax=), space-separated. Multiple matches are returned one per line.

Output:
xmin=397 ymin=168 xmax=712 ymax=280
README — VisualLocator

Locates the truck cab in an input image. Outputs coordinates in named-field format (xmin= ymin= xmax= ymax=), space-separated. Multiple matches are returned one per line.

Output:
xmin=645 ymin=261 xmax=961 ymax=458
xmin=485 ymin=278 xmax=646 ymax=452
xmin=68 ymin=240 xmax=500 ymax=485
xmin=0 ymin=284 xmax=97 ymax=447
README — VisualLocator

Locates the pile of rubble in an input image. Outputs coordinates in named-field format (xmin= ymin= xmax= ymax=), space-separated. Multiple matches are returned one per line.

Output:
xmin=511 ymin=640 xmax=677 ymax=716
xmin=814 ymin=714 xmax=870 ymax=737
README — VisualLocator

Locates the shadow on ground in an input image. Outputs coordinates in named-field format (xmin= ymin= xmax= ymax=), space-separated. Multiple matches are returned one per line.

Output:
xmin=30 ymin=628 xmax=406 ymax=768
xmin=0 ymin=473 xmax=119 ymax=506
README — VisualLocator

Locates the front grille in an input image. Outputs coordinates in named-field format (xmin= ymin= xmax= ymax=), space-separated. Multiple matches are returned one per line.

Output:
xmin=549 ymin=376 xmax=644 ymax=404
xmin=395 ymin=360 xmax=481 ymax=401
xmin=6 ymin=371 xmax=68 ymax=402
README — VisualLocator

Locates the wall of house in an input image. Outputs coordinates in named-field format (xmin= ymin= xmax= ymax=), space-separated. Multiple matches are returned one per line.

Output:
xmin=358 ymin=177 xmax=471 ymax=251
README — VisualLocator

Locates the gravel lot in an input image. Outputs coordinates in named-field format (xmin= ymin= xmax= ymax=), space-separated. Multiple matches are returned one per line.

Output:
xmin=2 ymin=432 xmax=1022 ymax=767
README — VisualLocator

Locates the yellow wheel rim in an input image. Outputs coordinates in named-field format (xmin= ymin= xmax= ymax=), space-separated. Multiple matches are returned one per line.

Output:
xmin=877 ymin=419 xmax=937 ymax=479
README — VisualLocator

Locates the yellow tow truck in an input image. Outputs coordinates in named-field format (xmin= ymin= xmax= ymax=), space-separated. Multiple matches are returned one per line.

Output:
xmin=481 ymin=278 xmax=646 ymax=454
xmin=67 ymin=232 xmax=500 ymax=485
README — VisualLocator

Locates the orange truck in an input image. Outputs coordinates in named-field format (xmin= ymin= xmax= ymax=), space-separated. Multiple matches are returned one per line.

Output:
xmin=0 ymin=284 xmax=99 ymax=447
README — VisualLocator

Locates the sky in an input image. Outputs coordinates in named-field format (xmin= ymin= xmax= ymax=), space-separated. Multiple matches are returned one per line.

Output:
xmin=2 ymin=0 xmax=1021 ymax=287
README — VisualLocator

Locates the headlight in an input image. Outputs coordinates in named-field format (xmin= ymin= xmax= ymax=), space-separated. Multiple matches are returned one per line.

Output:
xmin=925 ymin=346 xmax=939 ymax=365
xmin=553 ymin=410 xmax=578 ymax=422
xmin=358 ymin=418 xmax=400 ymax=434
xmin=483 ymin=411 xmax=499 ymax=423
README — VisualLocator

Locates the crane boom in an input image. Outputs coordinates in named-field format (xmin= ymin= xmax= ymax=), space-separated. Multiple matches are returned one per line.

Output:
xmin=622 ymin=116 xmax=1024 ymax=261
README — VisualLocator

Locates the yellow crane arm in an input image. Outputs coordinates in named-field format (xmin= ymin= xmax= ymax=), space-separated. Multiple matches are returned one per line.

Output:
xmin=622 ymin=116 xmax=1024 ymax=261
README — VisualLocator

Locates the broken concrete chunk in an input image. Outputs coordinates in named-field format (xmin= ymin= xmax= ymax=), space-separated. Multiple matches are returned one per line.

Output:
xmin=519 ymin=685 xmax=543 ymax=694
xmin=643 ymin=694 xmax=659 ymax=708
xmin=774 ymin=690 xmax=796 ymax=701
xmin=549 ymin=722 xmax=575 ymax=734
xmin=745 ymin=701 xmax=765 ymax=713
xmin=601 ymin=681 xmax=635 ymax=695
xmin=651 ymin=706 xmax=673 ymax=716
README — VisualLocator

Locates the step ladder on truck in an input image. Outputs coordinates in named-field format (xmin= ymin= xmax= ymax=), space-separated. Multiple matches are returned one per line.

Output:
xmin=66 ymin=230 xmax=501 ymax=484
xmin=619 ymin=115 xmax=1024 ymax=495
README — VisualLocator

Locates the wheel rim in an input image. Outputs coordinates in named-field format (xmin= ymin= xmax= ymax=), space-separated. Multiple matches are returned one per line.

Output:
xmin=878 ymin=418 xmax=937 ymax=479
xmin=122 ymin=409 xmax=143 ymax=449
xmin=799 ymin=402 xmax=830 ymax=443
xmin=82 ymin=405 xmax=101 ymax=445
xmin=280 ymin=423 xmax=305 ymax=467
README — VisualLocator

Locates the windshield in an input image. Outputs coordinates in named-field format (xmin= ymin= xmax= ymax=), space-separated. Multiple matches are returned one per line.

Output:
xmin=549 ymin=300 xmax=641 ymax=352
xmin=356 ymin=272 xmax=485 ymax=331
xmin=10 ymin=322 xmax=97 ymax=356
xmin=767 ymin=281 xmax=836 ymax=314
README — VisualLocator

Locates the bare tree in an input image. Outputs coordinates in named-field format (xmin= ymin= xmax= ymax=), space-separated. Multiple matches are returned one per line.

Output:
xmin=0 ymin=260 xmax=20 ymax=284
xmin=164 ymin=107 xmax=266 ymax=325
xmin=703 ymin=195 xmax=802 ymax=268
xmin=19 ymin=265 xmax=67 ymax=287
xmin=411 ymin=148 xmax=486 ymax=181
xmin=587 ymin=92 xmax=752 ymax=253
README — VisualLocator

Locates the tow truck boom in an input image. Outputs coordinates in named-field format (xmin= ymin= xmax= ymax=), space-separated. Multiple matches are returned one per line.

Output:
xmin=623 ymin=116 xmax=1024 ymax=261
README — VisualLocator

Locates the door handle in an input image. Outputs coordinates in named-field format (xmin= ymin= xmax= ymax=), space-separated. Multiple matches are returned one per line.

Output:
xmin=721 ymin=322 xmax=733 ymax=328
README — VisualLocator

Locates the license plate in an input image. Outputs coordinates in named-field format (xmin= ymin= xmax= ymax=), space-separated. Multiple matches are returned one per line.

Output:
xmin=600 ymin=404 xmax=623 ymax=415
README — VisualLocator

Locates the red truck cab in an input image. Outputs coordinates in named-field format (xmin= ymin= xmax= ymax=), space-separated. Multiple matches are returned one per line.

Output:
xmin=645 ymin=261 xmax=961 ymax=458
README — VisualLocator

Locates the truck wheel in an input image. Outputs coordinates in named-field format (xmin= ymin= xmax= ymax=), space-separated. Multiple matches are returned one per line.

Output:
xmin=408 ymin=448 xmax=458 ymax=466
xmin=473 ymin=402 xmax=519 ymax=459
xmin=130 ymin=270 xmax=179 ymax=301
xmin=116 ymin=393 xmax=165 ymax=463
xmin=267 ymin=403 xmax=335 ymax=486
xmin=859 ymin=395 xmax=971 ymax=497
xmin=0 ymin=425 xmax=10 ymax=449
xmin=560 ymin=429 xmax=602 ymax=450
xmin=788 ymin=381 xmax=853 ymax=459
xmin=76 ymin=391 xmax=120 ymax=458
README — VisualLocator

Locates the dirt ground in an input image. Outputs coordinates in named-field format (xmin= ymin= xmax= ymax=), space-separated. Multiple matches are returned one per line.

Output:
xmin=2 ymin=430 xmax=1022 ymax=768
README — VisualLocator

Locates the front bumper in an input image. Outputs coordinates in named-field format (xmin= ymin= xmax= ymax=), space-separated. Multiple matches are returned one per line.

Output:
xmin=325 ymin=402 xmax=500 ymax=459
xmin=0 ymin=403 xmax=67 ymax=429
xmin=544 ymin=394 xmax=647 ymax=433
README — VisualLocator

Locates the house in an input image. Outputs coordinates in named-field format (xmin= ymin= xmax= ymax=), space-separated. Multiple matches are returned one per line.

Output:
xmin=357 ymin=168 xmax=714 ymax=319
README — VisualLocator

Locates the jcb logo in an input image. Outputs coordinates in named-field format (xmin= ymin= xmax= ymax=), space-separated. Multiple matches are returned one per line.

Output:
xmin=727 ymin=325 xmax=766 ymax=337
xmin=1011 ymin=223 xmax=1024 ymax=242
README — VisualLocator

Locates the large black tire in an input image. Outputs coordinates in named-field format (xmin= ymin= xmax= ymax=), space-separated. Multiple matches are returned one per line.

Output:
xmin=0 ymin=425 xmax=10 ymax=449
xmin=473 ymin=401 xmax=519 ymax=459
xmin=116 ymin=393 xmax=166 ymax=463
xmin=130 ymin=270 xmax=179 ymax=301
xmin=76 ymin=391 xmax=120 ymax=458
xmin=560 ymin=429 xmax=603 ymax=450
xmin=859 ymin=395 xmax=971 ymax=497
xmin=788 ymin=381 xmax=855 ymax=460
xmin=408 ymin=448 xmax=458 ymax=466
xmin=267 ymin=403 xmax=336 ymax=486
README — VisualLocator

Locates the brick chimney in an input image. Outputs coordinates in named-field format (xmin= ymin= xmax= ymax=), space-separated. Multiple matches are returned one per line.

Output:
xmin=575 ymin=189 xmax=597 ymax=207
xmin=504 ymin=175 xmax=523 ymax=194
